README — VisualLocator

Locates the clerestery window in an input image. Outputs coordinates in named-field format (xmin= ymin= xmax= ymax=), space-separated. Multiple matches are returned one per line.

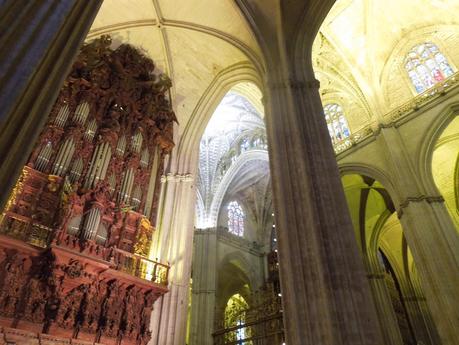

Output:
xmin=405 ymin=42 xmax=454 ymax=94
xmin=323 ymin=103 xmax=351 ymax=145
xmin=227 ymin=200 xmax=244 ymax=236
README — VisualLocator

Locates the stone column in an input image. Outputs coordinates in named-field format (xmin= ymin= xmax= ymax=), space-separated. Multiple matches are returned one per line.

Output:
xmin=402 ymin=294 xmax=440 ymax=345
xmin=0 ymin=0 xmax=102 ymax=210
xmin=189 ymin=228 xmax=217 ymax=345
xmin=367 ymin=272 xmax=404 ymax=345
xmin=149 ymin=173 xmax=195 ymax=345
xmin=264 ymin=70 xmax=384 ymax=345
xmin=377 ymin=126 xmax=459 ymax=344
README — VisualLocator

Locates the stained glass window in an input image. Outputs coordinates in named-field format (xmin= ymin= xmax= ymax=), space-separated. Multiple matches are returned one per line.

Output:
xmin=405 ymin=42 xmax=454 ymax=94
xmin=323 ymin=103 xmax=351 ymax=145
xmin=240 ymin=138 xmax=250 ymax=152
xmin=228 ymin=200 xmax=244 ymax=236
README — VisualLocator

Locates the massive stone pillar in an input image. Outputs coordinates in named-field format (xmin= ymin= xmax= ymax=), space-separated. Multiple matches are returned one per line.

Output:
xmin=189 ymin=228 xmax=218 ymax=345
xmin=377 ymin=126 xmax=459 ymax=344
xmin=0 ymin=0 xmax=102 ymax=210
xmin=402 ymin=293 xmax=440 ymax=345
xmin=367 ymin=273 xmax=404 ymax=345
xmin=149 ymin=173 xmax=195 ymax=345
xmin=235 ymin=1 xmax=384 ymax=343
xmin=264 ymin=69 xmax=384 ymax=345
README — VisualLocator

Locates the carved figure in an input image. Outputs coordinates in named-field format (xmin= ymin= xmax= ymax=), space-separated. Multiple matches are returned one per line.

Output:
xmin=0 ymin=254 xmax=27 ymax=317
xmin=101 ymin=281 xmax=124 ymax=338
xmin=56 ymin=284 xmax=86 ymax=329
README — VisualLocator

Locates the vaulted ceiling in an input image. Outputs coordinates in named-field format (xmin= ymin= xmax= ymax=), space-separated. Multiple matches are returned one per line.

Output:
xmin=313 ymin=0 xmax=459 ymax=130
xmin=88 ymin=0 xmax=263 ymax=144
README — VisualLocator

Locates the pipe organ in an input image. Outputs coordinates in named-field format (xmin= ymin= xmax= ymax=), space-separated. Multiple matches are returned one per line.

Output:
xmin=0 ymin=35 xmax=175 ymax=345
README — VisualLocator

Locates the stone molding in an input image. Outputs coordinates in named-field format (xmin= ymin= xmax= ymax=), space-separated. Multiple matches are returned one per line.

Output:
xmin=366 ymin=273 xmax=385 ymax=280
xmin=216 ymin=226 xmax=264 ymax=256
xmin=160 ymin=173 xmax=194 ymax=183
xmin=397 ymin=195 xmax=445 ymax=218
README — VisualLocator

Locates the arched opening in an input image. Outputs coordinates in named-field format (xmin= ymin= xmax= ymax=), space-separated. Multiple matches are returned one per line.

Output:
xmin=189 ymin=82 xmax=283 ymax=345
xmin=431 ymin=116 xmax=459 ymax=230
xmin=223 ymin=293 xmax=251 ymax=344
xmin=341 ymin=173 xmax=440 ymax=345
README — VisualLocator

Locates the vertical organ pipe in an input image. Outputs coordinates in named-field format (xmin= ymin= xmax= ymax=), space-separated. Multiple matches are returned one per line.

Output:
xmin=118 ymin=167 xmax=134 ymax=205
xmin=35 ymin=142 xmax=53 ymax=172
xmin=82 ymin=208 xmax=101 ymax=240
xmin=144 ymin=147 xmax=159 ymax=217
xmin=52 ymin=138 xmax=75 ymax=176
xmin=74 ymin=102 xmax=90 ymax=125
xmin=53 ymin=104 xmax=70 ymax=127
xmin=84 ymin=142 xmax=112 ymax=189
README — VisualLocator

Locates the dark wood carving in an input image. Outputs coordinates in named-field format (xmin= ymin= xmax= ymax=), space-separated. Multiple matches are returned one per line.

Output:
xmin=0 ymin=35 xmax=173 ymax=344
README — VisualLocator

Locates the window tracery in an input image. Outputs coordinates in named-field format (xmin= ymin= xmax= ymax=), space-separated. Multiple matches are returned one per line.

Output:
xmin=405 ymin=42 xmax=454 ymax=94
xmin=323 ymin=103 xmax=350 ymax=144
xmin=228 ymin=200 xmax=244 ymax=236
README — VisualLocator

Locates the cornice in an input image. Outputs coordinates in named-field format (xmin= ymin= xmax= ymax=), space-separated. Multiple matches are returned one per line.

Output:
xmin=397 ymin=195 xmax=445 ymax=218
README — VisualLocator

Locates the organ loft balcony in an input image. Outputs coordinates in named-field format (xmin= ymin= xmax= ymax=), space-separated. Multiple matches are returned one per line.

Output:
xmin=0 ymin=166 xmax=169 ymax=288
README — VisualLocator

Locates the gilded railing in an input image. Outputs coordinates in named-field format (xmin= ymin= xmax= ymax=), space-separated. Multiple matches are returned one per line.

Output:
xmin=213 ymin=313 xmax=284 ymax=345
xmin=0 ymin=221 xmax=170 ymax=287
xmin=213 ymin=284 xmax=284 ymax=345
xmin=0 ymin=168 xmax=170 ymax=287
xmin=112 ymin=248 xmax=170 ymax=286
xmin=0 ymin=215 xmax=53 ymax=248
xmin=333 ymin=71 xmax=459 ymax=154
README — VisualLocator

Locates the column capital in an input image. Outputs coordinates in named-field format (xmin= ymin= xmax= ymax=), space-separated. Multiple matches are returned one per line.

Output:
xmin=397 ymin=195 xmax=444 ymax=218
xmin=160 ymin=173 xmax=194 ymax=183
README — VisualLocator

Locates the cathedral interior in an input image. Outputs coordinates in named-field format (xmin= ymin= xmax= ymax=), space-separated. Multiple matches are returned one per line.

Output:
xmin=0 ymin=0 xmax=458 ymax=345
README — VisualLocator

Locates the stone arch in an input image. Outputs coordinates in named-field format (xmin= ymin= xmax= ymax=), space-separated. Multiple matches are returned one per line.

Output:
xmin=417 ymin=101 xmax=459 ymax=196
xmin=339 ymin=162 xmax=400 ymax=205
xmin=216 ymin=250 xmax=259 ymax=315
xmin=339 ymin=167 xmax=436 ymax=344
xmin=292 ymin=1 xmax=337 ymax=81
xmin=174 ymin=62 xmax=263 ymax=174
xmin=339 ymin=167 xmax=397 ymax=267
xmin=209 ymin=150 xmax=269 ymax=227
xmin=218 ymin=250 xmax=259 ymax=291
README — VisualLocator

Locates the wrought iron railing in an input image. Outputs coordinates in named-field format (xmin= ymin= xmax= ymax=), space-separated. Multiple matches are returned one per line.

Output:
xmin=213 ymin=313 xmax=284 ymax=345
xmin=214 ymin=284 xmax=284 ymax=345
xmin=333 ymin=71 xmax=459 ymax=154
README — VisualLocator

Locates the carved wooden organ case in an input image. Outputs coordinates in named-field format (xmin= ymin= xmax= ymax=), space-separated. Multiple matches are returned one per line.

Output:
xmin=0 ymin=35 xmax=176 ymax=345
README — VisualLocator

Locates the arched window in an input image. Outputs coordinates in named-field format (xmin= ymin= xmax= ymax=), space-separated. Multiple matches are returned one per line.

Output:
xmin=405 ymin=42 xmax=454 ymax=94
xmin=227 ymin=201 xmax=244 ymax=236
xmin=240 ymin=138 xmax=250 ymax=152
xmin=323 ymin=103 xmax=350 ymax=145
